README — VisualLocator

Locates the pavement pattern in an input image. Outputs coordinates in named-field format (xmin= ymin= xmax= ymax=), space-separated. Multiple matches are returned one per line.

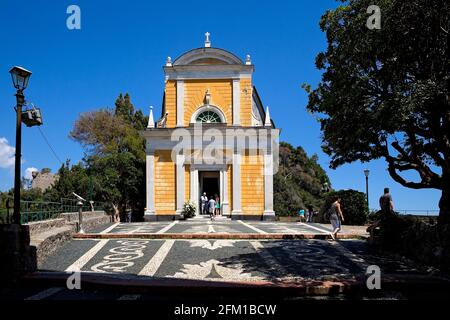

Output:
xmin=85 ymin=217 xmax=368 ymax=238
xmin=39 ymin=218 xmax=368 ymax=283
xmin=12 ymin=218 xmax=446 ymax=301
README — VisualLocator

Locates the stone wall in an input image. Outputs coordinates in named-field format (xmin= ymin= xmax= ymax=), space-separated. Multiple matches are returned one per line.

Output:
xmin=0 ymin=225 xmax=37 ymax=285
xmin=29 ymin=211 xmax=111 ymax=268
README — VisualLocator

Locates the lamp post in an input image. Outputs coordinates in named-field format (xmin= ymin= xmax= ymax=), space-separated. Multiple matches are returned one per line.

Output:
xmin=10 ymin=66 xmax=32 ymax=225
xmin=364 ymin=169 xmax=370 ymax=206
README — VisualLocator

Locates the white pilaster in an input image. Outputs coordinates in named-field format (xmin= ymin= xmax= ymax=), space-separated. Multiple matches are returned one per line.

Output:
xmin=190 ymin=167 xmax=199 ymax=216
xmin=232 ymin=79 xmax=240 ymax=126
xmin=263 ymin=152 xmax=275 ymax=219
xmin=176 ymin=154 xmax=185 ymax=215
xmin=222 ymin=166 xmax=230 ymax=216
xmin=176 ymin=80 xmax=184 ymax=127
xmin=145 ymin=150 xmax=155 ymax=217
xmin=232 ymin=152 xmax=241 ymax=215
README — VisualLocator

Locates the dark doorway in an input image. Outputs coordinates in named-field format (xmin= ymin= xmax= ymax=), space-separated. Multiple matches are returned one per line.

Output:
xmin=202 ymin=177 xmax=219 ymax=198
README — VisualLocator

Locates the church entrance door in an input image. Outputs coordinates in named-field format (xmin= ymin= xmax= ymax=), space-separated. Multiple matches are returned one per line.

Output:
xmin=199 ymin=171 xmax=220 ymax=215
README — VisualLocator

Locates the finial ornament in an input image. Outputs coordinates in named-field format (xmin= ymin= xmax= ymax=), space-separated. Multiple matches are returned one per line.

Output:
xmin=204 ymin=32 xmax=211 ymax=47
xmin=166 ymin=56 xmax=172 ymax=67
xmin=264 ymin=106 xmax=271 ymax=127
xmin=147 ymin=106 xmax=155 ymax=128
xmin=246 ymin=54 xmax=252 ymax=65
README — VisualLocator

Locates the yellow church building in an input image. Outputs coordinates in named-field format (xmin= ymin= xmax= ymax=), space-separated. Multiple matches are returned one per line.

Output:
xmin=143 ymin=33 xmax=279 ymax=221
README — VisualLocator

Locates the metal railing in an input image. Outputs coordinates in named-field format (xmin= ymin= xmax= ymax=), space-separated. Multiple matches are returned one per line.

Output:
xmin=396 ymin=209 xmax=439 ymax=217
xmin=0 ymin=197 xmax=107 ymax=224
xmin=370 ymin=209 xmax=439 ymax=216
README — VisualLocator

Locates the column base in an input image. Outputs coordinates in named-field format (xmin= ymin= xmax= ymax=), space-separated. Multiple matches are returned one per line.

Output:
xmin=144 ymin=210 xmax=156 ymax=222
xmin=222 ymin=202 xmax=230 ymax=217
xmin=263 ymin=210 xmax=276 ymax=221
xmin=175 ymin=209 xmax=184 ymax=220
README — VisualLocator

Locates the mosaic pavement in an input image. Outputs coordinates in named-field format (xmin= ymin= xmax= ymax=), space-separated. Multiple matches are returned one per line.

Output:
xmin=42 ymin=237 xmax=369 ymax=283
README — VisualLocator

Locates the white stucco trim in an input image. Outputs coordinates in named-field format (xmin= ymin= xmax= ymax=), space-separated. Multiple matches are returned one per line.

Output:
xmin=232 ymin=79 xmax=240 ymax=125
xmin=263 ymin=152 xmax=275 ymax=217
xmin=176 ymin=154 xmax=185 ymax=214
xmin=190 ymin=105 xmax=227 ymax=124
xmin=231 ymin=152 xmax=241 ymax=215
xmin=176 ymin=81 xmax=184 ymax=127
xmin=189 ymin=166 xmax=199 ymax=215
xmin=172 ymin=47 xmax=244 ymax=66
xmin=145 ymin=151 xmax=155 ymax=215
xmin=222 ymin=167 xmax=230 ymax=216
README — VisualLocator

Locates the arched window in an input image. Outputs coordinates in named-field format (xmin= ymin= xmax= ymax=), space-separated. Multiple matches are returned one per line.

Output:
xmin=196 ymin=110 xmax=222 ymax=123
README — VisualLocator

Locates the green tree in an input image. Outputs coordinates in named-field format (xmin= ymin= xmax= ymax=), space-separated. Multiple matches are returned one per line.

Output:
xmin=319 ymin=189 xmax=369 ymax=225
xmin=69 ymin=93 xmax=147 ymax=221
xmin=303 ymin=0 xmax=450 ymax=224
xmin=274 ymin=142 xmax=330 ymax=215
xmin=45 ymin=160 xmax=90 ymax=201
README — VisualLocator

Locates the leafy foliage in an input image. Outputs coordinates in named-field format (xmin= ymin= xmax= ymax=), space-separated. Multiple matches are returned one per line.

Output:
xmin=45 ymin=161 xmax=91 ymax=201
xmin=274 ymin=142 xmax=330 ymax=216
xmin=318 ymin=189 xmax=369 ymax=225
xmin=66 ymin=93 xmax=148 ymax=221
xmin=303 ymin=0 xmax=450 ymax=223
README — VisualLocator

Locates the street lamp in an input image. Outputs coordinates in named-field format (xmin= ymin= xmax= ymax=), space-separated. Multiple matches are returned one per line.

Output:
xmin=10 ymin=66 xmax=32 ymax=225
xmin=364 ymin=169 xmax=370 ymax=206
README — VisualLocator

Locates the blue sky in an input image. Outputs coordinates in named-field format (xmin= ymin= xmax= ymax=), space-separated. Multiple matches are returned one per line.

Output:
xmin=0 ymin=0 xmax=441 ymax=212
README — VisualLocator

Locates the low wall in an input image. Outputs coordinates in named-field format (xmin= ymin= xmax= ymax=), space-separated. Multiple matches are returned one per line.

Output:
xmin=27 ymin=211 xmax=111 ymax=268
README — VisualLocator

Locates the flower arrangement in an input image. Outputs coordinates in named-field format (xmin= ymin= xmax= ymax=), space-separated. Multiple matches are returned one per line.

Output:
xmin=182 ymin=200 xmax=196 ymax=218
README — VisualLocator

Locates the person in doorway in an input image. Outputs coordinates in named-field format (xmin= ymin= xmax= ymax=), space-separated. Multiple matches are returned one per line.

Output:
xmin=214 ymin=194 xmax=220 ymax=216
xmin=200 ymin=192 xmax=208 ymax=215
xmin=329 ymin=196 xmax=344 ymax=240
xmin=208 ymin=196 xmax=216 ymax=220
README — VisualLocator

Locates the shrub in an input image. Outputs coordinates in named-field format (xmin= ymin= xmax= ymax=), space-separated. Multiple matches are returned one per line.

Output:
xmin=318 ymin=189 xmax=368 ymax=225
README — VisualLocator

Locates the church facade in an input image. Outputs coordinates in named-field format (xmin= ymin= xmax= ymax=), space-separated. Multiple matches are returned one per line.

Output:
xmin=143 ymin=34 xmax=279 ymax=221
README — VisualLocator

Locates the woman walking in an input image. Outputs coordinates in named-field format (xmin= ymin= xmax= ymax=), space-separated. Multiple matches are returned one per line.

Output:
xmin=329 ymin=196 xmax=344 ymax=240
xmin=214 ymin=194 xmax=220 ymax=216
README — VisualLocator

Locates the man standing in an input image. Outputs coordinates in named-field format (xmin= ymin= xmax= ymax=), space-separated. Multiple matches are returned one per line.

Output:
xmin=367 ymin=187 xmax=395 ymax=238
xmin=379 ymin=187 xmax=394 ymax=215
xmin=200 ymin=192 xmax=208 ymax=215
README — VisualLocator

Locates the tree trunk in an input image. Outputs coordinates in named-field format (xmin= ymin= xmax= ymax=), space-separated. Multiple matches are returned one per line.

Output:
xmin=438 ymin=188 xmax=450 ymax=225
